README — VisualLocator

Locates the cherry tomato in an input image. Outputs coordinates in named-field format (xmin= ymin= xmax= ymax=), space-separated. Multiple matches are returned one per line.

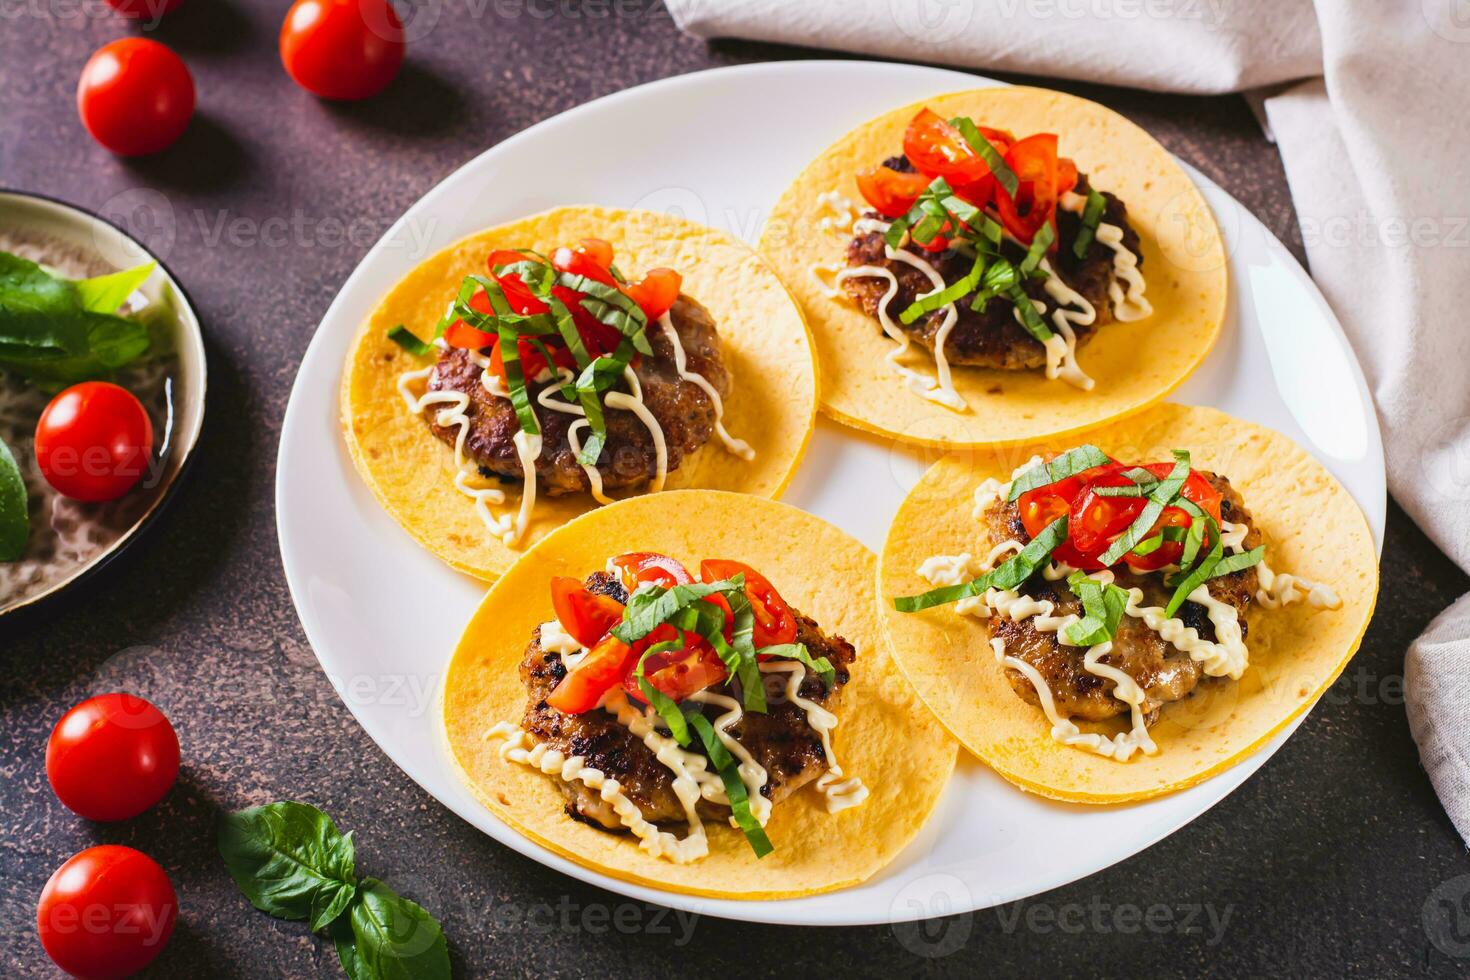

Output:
xmin=443 ymin=289 xmax=495 ymax=350
xmin=1140 ymin=462 xmax=1224 ymax=524
xmin=552 ymin=246 xmax=616 ymax=287
xmin=611 ymin=552 xmax=692 ymax=592
xmin=623 ymin=629 xmax=727 ymax=703
xmin=902 ymin=108 xmax=991 ymax=186
xmin=699 ymin=559 xmax=797 ymax=648
xmin=575 ymin=238 xmax=615 ymax=270
xmin=1122 ymin=505 xmax=1192 ymax=573
xmin=37 ymin=845 xmax=177 ymax=980
xmin=103 ymin=0 xmax=185 ymax=19
xmin=994 ymin=133 xmax=1060 ymax=245
xmin=855 ymin=165 xmax=931 ymax=218
xmin=46 ymin=693 xmax=179 ymax=822
xmin=279 ymin=0 xmax=404 ymax=101
xmin=546 ymin=633 xmax=637 ymax=713
xmin=549 ymin=284 xmax=622 ymax=356
xmin=550 ymin=577 xmax=625 ymax=648
xmin=1068 ymin=470 xmax=1147 ymax=567
xmin=35 ymin=382 xmax=154 ymax=503
xmin=76 ymin=39 xmax=194 ymax=157
xmin=1055 ymin=156 xmax=1079 ymax=197
xmin=621 ymin=268 xmax=682 ymax=322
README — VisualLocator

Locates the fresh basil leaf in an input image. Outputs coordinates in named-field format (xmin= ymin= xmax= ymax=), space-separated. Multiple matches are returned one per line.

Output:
xmin=634 ymin=639 xmax=696 ymax=746
xmin=1164 ymin=517 xmax=1223 ymax=617
xmin=74 ymin=261 xmax=156 ymax=313
xmin=756 ymin=642 xmax=835 ymax=689
xmin=495 ymin=320 xmax=540 ymax=436
xmin=1098 ymin=450 xmax=1191 ymax=567
xmin=332 ymin=916 xmax=370 ymax=980
xmin=218 ymin=801 xmax=358 ymax=931
xmin=689 ymin=714 xmax=773 ymax=858
xmin=1061 ymin=572 xmax=1130 ymax=646
xmin=719 ymin=589 xmax=764 ymax=712
xmin=899 ymin=248 xmax=985 ymax=325
xmin=0 ymin=252 xmax=152 ymax=383
xmin=949 ymin=116 xmax=1020 ymax=197
xmin=348 ymin=878 xmax=450 ymax=980
xmin=387 ymin=325 xmax=435 ymax=358
xmin=1019 ymin=221 xmax=1055 ymax=278
xmin=1207 ymin=545 xmax=1264 ymax=579
xmin=612 ymin=577 xmax=743 ymax=644
xmin=1007 ymin=444 xmax=1113 ymax=501
xmin=570 ymin=355 xmax=626 ymax=466
xmin=0 ymin=436 xmax=28 ymax=562
xmin=1072 ymin=188 xmax=1108 ymax=259
xmin=894 ymin=516 xmax=1068 ymax=612
xmin=1006 ymin=284 xmax=1054 ymax=342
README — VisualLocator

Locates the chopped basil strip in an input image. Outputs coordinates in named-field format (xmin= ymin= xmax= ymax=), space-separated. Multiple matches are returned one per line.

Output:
xmin=1164 ymin=518 xmax=1223 ymax=616
xmin=1061 ymin=572 xmax=1130 ymax=646
xmin=1178 ymin=512 xmax=1210 ymax=570
xmin=1097 ymin=451 xmax=1191 ymax=566
xmin=883 ymin=214 xmax=912 ymax=251
xmin=1007 ymin=444 xmax=1113 ymax=501
xmin=1072 ymin=188 xmax=1108 ymax=259
xmin=614 ymin=578 xmax=744 ymax=644
xmin=634 ymin=640 xmax=694 ymax=747
xmin=544 ymin=293 xmax=594 ymax=370
xmin=1006 ymin=284 xmax=1053 ymax=342
xmin=1208 ymin=545 xmax=1265 ymax=579
xmin=756 ymin=643 xmax=836 ymax=689
xmin=1094 ymin=484 xmax=1147 ymax=498
xmin=496 ymin=320 xmax=539 ymax=436
xmin=1121 ymin=467 xmax=1159 ymax=487
xmin=569 ymin=356 xmax=624 ymax=465
xmin=689 ymin=714 xmax=773 ymax=858
xmin=894 ymin=516 xmax=1068 ymax=612
xmin=1019 ymin=221 xmax=1055 ymax=278
xmin=722 ymin=590 xmax=765 ymax=712
xmin=387 ymin=325 xmax=434 ymax=357
xmin=949 ymin=116 xmax=1020 ymax=197
xmin=900 ymin=249 xmax=986 ymax=325
xmin=1131 ymin=524 xmax=1187 ymax=556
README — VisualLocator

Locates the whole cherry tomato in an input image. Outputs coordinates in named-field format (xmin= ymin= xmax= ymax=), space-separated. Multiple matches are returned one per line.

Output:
xmin=279 ymin=0 xmax=405 ymax=101
xmin=35 ymin=382 xmax=154 ymax=503
xmin=47 ymin=693 xmax=180 ymax=821
xmin=37 ymin=845 xmax=177 ymax=980
xmin=76 ymin=39 xmax=194 ymax=156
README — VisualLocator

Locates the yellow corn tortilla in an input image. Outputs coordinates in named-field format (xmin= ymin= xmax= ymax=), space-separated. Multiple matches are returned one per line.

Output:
xmin=342 ymin=206 xmax=819 ymax=581
xmin=443 ymin=489 xmax=956 ymax=899
xmin=877 ymin=403 xmax=1378 ymax=804
xmin=759 ymin=86 xmax=1228 ymax=449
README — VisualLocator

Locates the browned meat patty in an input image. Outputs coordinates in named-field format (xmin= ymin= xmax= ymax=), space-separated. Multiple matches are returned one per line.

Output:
xmin=518 ymin=572 xmax=856 ymax=831
xmin=425 ymin=294 xmax=729 ymax=495
xmin=981 ymin=473 xmax=1259 ymax=724
xmin=842 ymin=165 xmax=1142 ymax=371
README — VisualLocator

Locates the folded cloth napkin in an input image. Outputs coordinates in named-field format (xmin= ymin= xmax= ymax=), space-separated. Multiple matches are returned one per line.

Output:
xmin=668 ymin=0 xmax=1470 ymax=842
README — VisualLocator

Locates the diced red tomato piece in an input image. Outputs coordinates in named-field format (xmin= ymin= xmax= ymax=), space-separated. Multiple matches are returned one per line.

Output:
xmin=553 ymin=245 xmax=617 ymax=286
xmin=855 ymin=164 xmax=931 ymax=218
xmin=1121 ymin=506 xmax=1192 ymax=573
xmin=622 ymin=268 xmax=681 ymax=322
xmin=577 ymin=238 xmax=614 ymax=269
xmin=622 ymin=624 xmax=727 ymax=703
xmin=994 ymin=133 xmax=1060 ymax=245
xmin=902 ymin=108 xmax=991 ymax=186
xmin=612 ymin=552 xmax=692 ymax=591
xmin=549 ymin=577 xmax=625 ymax=647
xmin=546 ymin=634 xmax=638 ymax=713
xmin=698 ymin=559 xmax=797 ymax=648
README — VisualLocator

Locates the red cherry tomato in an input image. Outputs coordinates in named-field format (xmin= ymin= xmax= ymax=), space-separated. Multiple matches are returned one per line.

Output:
xmin=546 ymin=633 xmax=637 ymax=714
xmin=855 ymin=165 xmax=931 ymax=218
xmin=621 ymin=268 xmax=681 ymax=322
xmin=279 ymin=0 xmax=404 ymax=101
xmin=995 ymin=133 xmax=1061 ymax=245
xmin=699 ymin=559 xmax=797 ymax=648
xmin=902 ymin=108 xmax=992 ymax=186
xmin=623 ymin=628 xmax=727 ymax=703
xmin=35 ymin=382 xmax=154 ymax=503
xmin=443 ymin=289 xmax=495 ymax=350
xmin=103 ymin=0 xmax=185 ymax=18
xmin=37 ymin=845 xmax=177 ymax=980
xmin=46 ymin=693 xmax=179 ymax=822
xmin=576 ymin=238 xmax=615 ymax=269
xmin=1068 ymin=470 xmax=1147 ymax=567
xmin=550 ymin=577 xmax=625 ymax=648
xmin=1122 ymin=505 xmax=1193 ymax=573
xmin=611 ymin=552 xmax=693 ymax=592
xmin=1055 ymin=156 xmax=1079 ymax=197
xmin=1140 ymin=462 xmax=1224 ymax=524
xmin=552 ymin=246 xmax=617 ymax=287
xmin=76 ymin=39 xmax=194 ymax=157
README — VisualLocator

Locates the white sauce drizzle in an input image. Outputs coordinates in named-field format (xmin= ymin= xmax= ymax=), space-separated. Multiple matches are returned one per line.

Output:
xmin=657 ymin=312 xmax=754 ymax=461
xmin=1095 ymin=223 xmax=1153 ymax=321
xmin=686 ymin=689 xmax=772 ymax=825
xmin=762 ymin=661 xmax=869 ymax=812
xmin=395 ymin=365 xmax=509 ymax=525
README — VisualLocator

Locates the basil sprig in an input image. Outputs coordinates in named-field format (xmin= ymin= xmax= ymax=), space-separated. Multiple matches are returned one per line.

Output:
xmin=1007 ymin=445 xmax=1112 ymax=501
xmin=1061 ymin=571 xmax=1130 ymax=646
xmin=689 ymin=714 xmax=773 ymax=858
xmin=219 ymin=801 xmax=449 ymax=980
xmin=1072 ymin=188 xmax=1108 ymax=258
xmin=0 ymin=436 xmax=27 ymax=562
xmin=894 ymin=516 xmax=1069 ymax=612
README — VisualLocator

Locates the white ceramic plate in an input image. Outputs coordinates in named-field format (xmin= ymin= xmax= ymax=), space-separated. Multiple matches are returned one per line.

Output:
xmin=276 ymin=62 xmax=1384 ymax=926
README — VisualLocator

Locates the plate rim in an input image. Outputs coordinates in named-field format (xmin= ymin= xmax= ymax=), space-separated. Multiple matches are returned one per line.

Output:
xmin=0 ymin=187 xmax=209 ymax=627
xmin=275 ymin=60 xmax=1386 ymax=925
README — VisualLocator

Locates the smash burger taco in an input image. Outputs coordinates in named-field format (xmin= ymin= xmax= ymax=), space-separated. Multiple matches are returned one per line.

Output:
xmin=343 ymin=207 xmax=818 ymax=580
xmin=443 ymin=490 xmax=955 ymax=898
xmin=760 ymin=86 xmax=1227 ymax=448
xmin=877 ymin=404 xmax=1377 ymax=803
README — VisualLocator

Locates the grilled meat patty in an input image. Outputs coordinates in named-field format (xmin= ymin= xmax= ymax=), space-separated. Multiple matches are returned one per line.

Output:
xmin=426 ymin=295 xmax=729 ymax=495
xmin=518 ymin=572 xmax=856 ymax=831
xmin=982 ymin=473 xmax=1260 ymax=724
xmin=842 ymin=157 xmax=1142 ymax=371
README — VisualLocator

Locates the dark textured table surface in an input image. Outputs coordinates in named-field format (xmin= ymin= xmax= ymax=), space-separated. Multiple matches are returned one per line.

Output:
xmin=3 ymin=4 xmax=1468 ymax=977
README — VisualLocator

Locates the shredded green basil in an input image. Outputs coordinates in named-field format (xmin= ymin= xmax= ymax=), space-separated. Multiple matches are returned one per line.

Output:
xmin=949 ymin=116 xmax=1019 ymax=197
xmin=900 ymin=249 xmax=986 ymax=325
xmin=1060 ymin=572 xmax=1130 ymax=646
xmin=634 ymin=640 xmax=695 ymax=746
xmin=1007 ymin=445 xmax=1113 ymax=501
xmin=894 ymin=516 xmax=1068 ymax=612
xmin=1006 ymin=283 xmax=1054 ymax=342
xmin=1097 ymin=451 xmax=1191 ymax=567
xmin=1072 ymin=188 xmax=1108 ymax=259
xmin=387 ymin=325 xmax=434 ymax=357
xmin=1164 ymin=518 xmax=1224 ymax=616
xmin=1207 ymin=545 xmax=1264 ymax=579
xmin=1019 ymin=221 xmax=1055 ymax=278
xmin=756 ymin=643 xmax=836 ymax=689
xmin=689 ymin=714 xmax=773 ymax=858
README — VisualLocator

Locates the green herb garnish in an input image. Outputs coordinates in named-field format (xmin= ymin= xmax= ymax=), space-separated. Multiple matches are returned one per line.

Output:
xmin=0 ymin=436 xmax=28 ymax=562
xmin=1072 ymin=188 xmax=1108 ymax=259
xmin=689 ymin=714 xmax=773 ymax=858
xmin=1019 ymin=221 xmax=1055 ymax=278
xmin=1061 ymin=571 xmax=1130 ymax=646
xmin=900 ymin=249 xmax=986 ymax=325
xmin=894 ymin=516 xmax=1069 ymax=612
xmin=386 ymin=324 xmax=434 ymax=357
xmin=1097 ymin=451 xmax=1191 ymax=567
xmin=950 ymin=116 xmax=1020 ymax=197
xmin=1007 ymin=444 xmax=1112 ymax=501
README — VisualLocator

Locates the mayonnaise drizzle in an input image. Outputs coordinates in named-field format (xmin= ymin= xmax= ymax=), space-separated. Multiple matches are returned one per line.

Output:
xmin=762 ymin=661 xmax=869 ymax=812
xmin=657 ymin=312 xmax=754 ymax=460
xmin=395 ymin=364 xmax=509 ymax=524
xmin=1095 ymin=223 xmax=1153 ymax=321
